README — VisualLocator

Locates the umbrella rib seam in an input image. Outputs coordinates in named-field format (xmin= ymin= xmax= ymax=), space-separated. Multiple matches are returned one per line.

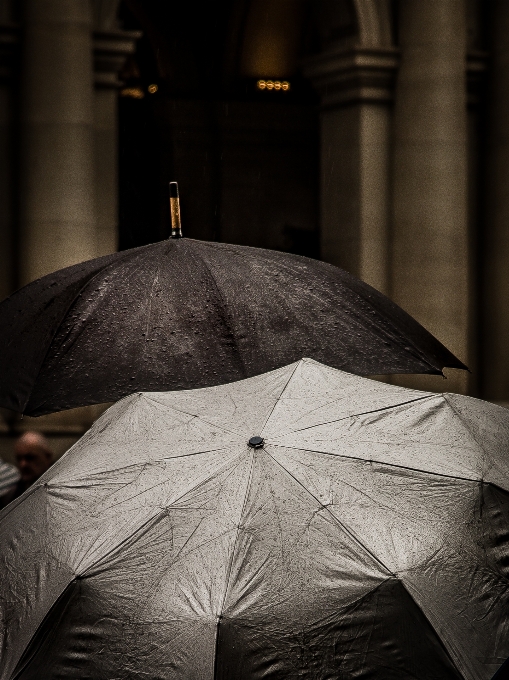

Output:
xmin=272 ymin=394 xmax=434 ymax=435
xmin=49 ymin=445 xmax=242 ymax=486
xmin=191 ymin=244 xmax=249 ymax=379
xmin=142 ymin=397 xmax=246 ymax=438
xmin=23 ymin=248 xmax=142 ymax=414
xmin=218 ymin=450 xmax=255 ymax=618
xmin=8 ymin=577 xmax=78 ymax=679
xmin=398 ymin=580 xmax=467 ymax=679
xmin=199 ymin=241 xmax=459 ymax=372
xmin=260 ymin=361 xmax=302 ymax=434
xmin=77 ymin=455 xmax=247 ymax=577
xmin=264 ymin=448 xmax=394 ymax=577
xmin=213 ymin=451 xmax=255 ymax=679
xmin=0 ymin=479 xmax=44 ymax=521
xmin=442 ymin=394 xmax=491 ymax=477
xmin=31 ymin=393 xmax=144 ymax=479
xmin=143 ymin=362 xmax=302 ymax=441
xmin=268 ymin=443 xmax=479 ymax=484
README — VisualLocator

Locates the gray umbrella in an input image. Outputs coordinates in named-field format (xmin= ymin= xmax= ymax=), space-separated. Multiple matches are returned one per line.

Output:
xmin=0 ymin=460 xmax=19 ymax=497
xmin=1 ymin=359 xmax=507 ymax=679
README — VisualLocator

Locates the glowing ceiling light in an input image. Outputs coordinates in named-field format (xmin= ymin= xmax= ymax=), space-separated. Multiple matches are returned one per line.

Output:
xmin=120 ymin=87 xmax=144 ymax=99
xmin=257 ymin=79 xmax=290 ymax=91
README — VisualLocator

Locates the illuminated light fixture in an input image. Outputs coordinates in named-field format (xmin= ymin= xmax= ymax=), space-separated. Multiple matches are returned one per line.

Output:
xmin=120 ymin=87 xmax=144 ymax=99
xmin=148 ymin=84 xmax=158 ymax=94
xmin=257 ymin=79 xmax=290 ymax=91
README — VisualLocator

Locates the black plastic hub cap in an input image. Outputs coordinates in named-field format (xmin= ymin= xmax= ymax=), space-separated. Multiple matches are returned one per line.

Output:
xmin=248 ymin=436 xmax=264 ymax=449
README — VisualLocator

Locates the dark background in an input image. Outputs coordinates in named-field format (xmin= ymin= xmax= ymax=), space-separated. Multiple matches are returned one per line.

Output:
xmin=118 ymin=0 xmax=321 ymax=257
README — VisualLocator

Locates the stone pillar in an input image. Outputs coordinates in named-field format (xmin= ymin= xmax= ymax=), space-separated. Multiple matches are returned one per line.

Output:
xmin=19 ymin=0 xmax=96 ymax=285
xmin=465 ymin=48 xmax=488 ymax=396
xmin=305 ymin=47 xmax=398 ymax=296
xmin=482 ymin=2 xmax=509 ymax=403
xmin=93 ymin=4 xmax=140 ymax=257
xmin=0 ymin=9 xmax=17 ymax=300
xmin=391 ymin=0 xmax=469 ymax=394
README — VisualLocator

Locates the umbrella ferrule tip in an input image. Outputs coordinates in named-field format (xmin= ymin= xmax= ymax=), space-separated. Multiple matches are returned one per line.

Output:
xmin=248 ymin=436 xmax=264 ymax=449
xmin=169 ymin=181 xmax=182 ymax=237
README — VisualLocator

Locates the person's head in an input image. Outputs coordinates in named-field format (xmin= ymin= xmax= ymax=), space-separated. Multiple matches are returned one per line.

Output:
xmin=14 ymin=431 xmax=53 ymax=486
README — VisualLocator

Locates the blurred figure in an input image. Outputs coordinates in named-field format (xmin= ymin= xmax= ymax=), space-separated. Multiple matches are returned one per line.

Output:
xmin=0 ymin=432 xmax=53 ymax=508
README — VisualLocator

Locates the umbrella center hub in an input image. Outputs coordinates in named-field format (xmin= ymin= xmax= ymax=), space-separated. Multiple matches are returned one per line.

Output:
xmin=248 ymin=436 xmax=264 ymax=449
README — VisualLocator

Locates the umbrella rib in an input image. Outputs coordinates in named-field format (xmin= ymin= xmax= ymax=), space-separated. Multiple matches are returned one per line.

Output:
xmin=0 ymin=478 xmax=43 ymax=521
xmin=191 ymin=244 xmax=249 ymax=378
xmin=75 ymin=455 xmax=248 ymax=577
xmin=8 ymin=577 xmax=78 ymax=679
xmin=260 ymin=360 xmax=301 ymax=434
xmin=218 ymin=452 xmax=255 ymax=617
xmin=200 ymin=242 xmax=457 ymax=372
xmin=211 ymin=590 xmax=382 ymax=679
xmin=442 ymin=394 xmax=492 ymax=475
xmin=89 ymin=449 xmax=246 ymax=513
xmin=268 ymin=442 xmax=483 ymax=484
xmin=397 ymin=580 xmax=466 ymax=679
xmin=22 ymin=248 xmax=145 ymax=413
xmin=268 ymin=443 xmax=479 ymax=484
xmin=264 ymin=448 xmax=394 ymax=577
xmin=213 ymin=450 xmax=255 ymax=680
xmin=50 ymin=446 xmax=240 ymax=486
xmin=278 ymin=394 xmax=434 ymax=435
xmin=144 ymin=256 xmax=162 ymax=338
xmin=143 ymin=397 xmax=247 ymax=438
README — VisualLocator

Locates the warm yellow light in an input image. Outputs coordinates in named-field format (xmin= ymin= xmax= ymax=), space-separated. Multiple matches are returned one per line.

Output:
xmin=256 ymin=79 xmax=290 ymax=92
xmin=148 ymin=84 xmax=158 ymax=94
xmin=120 ymin=87 xmax=144 ymax=99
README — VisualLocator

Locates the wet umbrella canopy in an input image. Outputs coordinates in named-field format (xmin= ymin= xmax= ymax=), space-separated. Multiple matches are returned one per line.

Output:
xmin=1 ymin=359 xmax=508 ymax=679
xmin=0 ymin=238 xmax=465 ymax=416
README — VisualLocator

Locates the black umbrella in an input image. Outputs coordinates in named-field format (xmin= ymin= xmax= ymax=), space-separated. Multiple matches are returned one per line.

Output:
xmin=0 ymin=187 xmax=465 ymax=416
xmin=0 ymin=359 xmax=507 ymax=679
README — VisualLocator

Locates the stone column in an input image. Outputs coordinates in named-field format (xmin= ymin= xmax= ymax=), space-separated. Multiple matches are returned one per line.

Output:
xmin=0 ymin=7 xmax=17 ymax=300
xmin=305 ymin=47 xmax=398 ymax=296
xmin=391 ymin=0 xmax=469 ymax=394
xmin=93 ymin=3 xmax=140 ymax=257
xmin=482 ymin=2 xmax=509 ymax=403
xmin=465 ymin=49 xmax=487 ymax=396
xmin=19 ymin=0 xmax=96 ymax=285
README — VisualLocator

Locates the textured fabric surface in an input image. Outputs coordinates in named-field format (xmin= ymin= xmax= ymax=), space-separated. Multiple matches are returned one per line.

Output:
xmin=0 ymin=359 xmax=506 ymax=679
xmin=0 ymin=461 xmax=19 ymax=497
xmin=0 ymin=239 xmax=465 ymax=415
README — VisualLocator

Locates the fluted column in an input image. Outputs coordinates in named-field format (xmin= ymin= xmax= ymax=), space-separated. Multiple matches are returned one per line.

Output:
xmin=0 ymin=8 xmax=17 ymax=300
xmin=19 ymin=0 xmax=96 ymax=285
xmin=306 ymin=47 xmax=398 ymax=295
xmin=391 ymin=0 xmax=469 ymax=393
xmin=482 ymin=2 xmax=509 ymax=403
xmin=93 ymin=2 xmax=140 ymax=257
